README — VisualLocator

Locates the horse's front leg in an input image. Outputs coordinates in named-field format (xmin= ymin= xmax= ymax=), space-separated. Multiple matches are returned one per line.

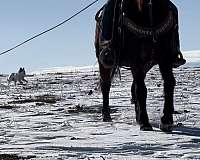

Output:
xmin=99 ymin=64 xmax=112 ymax=122
xmin=131 ymin=68 xmax=153 ymax=131
xmin=159 ymin=64 xmax=175 ymax=132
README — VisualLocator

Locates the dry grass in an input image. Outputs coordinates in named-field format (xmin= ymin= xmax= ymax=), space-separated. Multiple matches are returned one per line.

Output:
xmin=8 ymin=94 xmax=62 ymax=104
xmin=0 ymin=154 xmax=36 ymax=160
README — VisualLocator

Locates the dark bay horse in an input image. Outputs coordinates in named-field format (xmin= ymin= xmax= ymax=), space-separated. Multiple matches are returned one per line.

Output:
xmin=95 ymin=0 xmax=176 ymax=132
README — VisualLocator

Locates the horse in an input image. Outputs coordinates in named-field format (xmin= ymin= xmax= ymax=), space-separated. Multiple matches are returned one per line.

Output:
xmin=7 ymin=67 xmax=28 ymax=86
xmin=95 ymin=0 xmax=177 ymax=132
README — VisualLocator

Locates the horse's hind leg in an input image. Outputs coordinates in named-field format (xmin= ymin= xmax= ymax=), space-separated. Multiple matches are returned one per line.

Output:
xmin=131 ymin=68 xmax=153 ymax=131
xmin=99 ymin=64 xmax=113 ymax=122
xmin=159 ymin=64 xmax=175 ymax=132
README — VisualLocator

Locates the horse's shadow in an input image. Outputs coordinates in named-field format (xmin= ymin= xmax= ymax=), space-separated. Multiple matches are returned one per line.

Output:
xmin=90 ymin=104 xmax=200 ymax=137
xmin=152 ymin=122 xmax=200 ymax=137
xmin=173 ymin=126 xmax=200 ymax=137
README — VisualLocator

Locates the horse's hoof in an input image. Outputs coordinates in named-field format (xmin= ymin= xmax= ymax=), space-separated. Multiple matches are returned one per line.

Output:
xmin=159 ymin=123 xmax=173 ymax=132
xmin=160 ymin=114 xmax=173 ymax=132
xmin=103 ymin=118 xmax=112 ymax=122
xmin=140 ymin=124 xmax=153 ymax=131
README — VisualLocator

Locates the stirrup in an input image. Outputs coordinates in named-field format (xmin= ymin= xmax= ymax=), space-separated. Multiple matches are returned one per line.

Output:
xmin=99 ymin=48 xmax=115 ymax=68
xmin=100 ymin=40 xmax=112 ymax=48
xmin=99 ymin=40 xmax=115 ymax=68
xmin=172 ymin=52 xmax=186 ymax=68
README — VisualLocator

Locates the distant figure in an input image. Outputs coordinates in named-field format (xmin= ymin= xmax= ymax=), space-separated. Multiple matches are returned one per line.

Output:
xmin=7 ymin=67 xmax=28 ymax=85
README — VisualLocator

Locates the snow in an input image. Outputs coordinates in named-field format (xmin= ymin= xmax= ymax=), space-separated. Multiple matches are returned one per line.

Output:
xmin=0 ymin=51 xmax=200 ymax=159
xmin=183 ymin=50 xmax=200 ymax=68
xmin=184 ymin=50 xmax=200 ymax=63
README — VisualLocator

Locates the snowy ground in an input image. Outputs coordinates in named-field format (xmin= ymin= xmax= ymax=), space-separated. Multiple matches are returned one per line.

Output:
xmin=0 ymin=51 xmax=200 ymax=159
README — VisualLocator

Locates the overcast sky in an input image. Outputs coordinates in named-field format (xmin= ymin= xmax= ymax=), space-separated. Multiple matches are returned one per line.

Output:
xmin=0 ymin=0 xmax=199 ymax=73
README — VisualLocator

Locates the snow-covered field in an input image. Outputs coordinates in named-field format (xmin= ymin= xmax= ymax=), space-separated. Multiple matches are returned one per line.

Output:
xmin=0 ymin=51 xmax=200 ymax=159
